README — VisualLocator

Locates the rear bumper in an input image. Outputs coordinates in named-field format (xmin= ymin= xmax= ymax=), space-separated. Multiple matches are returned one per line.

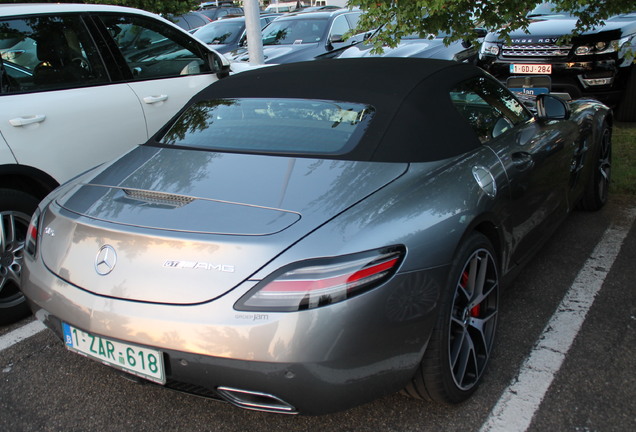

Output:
xmin=23 ymin=255 xmax=445 ymax=414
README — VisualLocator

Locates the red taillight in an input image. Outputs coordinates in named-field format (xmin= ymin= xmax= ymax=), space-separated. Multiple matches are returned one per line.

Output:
xmin=235 ymin=247 xmax=404 ymax=312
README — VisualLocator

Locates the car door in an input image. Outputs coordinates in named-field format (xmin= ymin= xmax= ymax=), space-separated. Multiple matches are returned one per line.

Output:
xmin=0 ymin=14 xmax=147 ymax=185
xmin=96 ymin=14 xmax=222 ymax=137
xmin=450 ymin=76 xmax=577 ymax=265
xmin=0 ymin=126 xmax=14 ymax=165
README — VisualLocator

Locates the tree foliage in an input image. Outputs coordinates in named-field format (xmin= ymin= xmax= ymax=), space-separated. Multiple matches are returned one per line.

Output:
xmin=83 ymin=0 xmax=199 ymax=16
xmin=348 ymin=1 xmax=636 ymax=52
xmin=1 ymin=0 xmax=199 ymax=16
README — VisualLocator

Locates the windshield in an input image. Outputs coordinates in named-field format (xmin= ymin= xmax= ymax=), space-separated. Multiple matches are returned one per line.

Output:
xmin=261 ymin=18 xmax=328 ymax=45
xmin=160 ymin=98 xmax=375 ymax=156
xmin=193 ymin=21 xmax=244 ymax=45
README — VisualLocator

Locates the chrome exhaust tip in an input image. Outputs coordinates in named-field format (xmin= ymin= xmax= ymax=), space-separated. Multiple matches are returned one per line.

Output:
xmin=216 ymin=386 xmax=297 ymax=414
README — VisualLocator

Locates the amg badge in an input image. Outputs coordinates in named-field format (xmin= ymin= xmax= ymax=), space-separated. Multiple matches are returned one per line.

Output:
xmin=163 ymin=261 xmax=235 ymax=273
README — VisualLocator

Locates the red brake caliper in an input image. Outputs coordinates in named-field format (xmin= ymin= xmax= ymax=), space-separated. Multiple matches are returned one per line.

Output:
xmin=461 ymin=271 xmax=469 ymax=288
xmin=462 ymin=270 xmax=481 ymax=317
xmin=471 ymin=303 xmax=481 ymax=318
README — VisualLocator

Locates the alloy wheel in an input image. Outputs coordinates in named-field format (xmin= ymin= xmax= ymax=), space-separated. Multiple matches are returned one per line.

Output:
xmin=596 ymin=128 xmax=612 ymax=203
xmin=448 ymin=247 xmax=499 ymax=390
xmin=0 ymin=210 xmax=30 ymax=306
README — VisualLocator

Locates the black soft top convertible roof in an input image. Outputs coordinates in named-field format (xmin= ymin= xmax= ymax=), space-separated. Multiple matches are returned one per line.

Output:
xmin=180 ymin=58 xmax=487 ymax=162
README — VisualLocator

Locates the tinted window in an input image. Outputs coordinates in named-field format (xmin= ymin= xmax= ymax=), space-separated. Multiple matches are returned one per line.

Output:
xmin=450 ymin=77 xmax=531 ymax=143
xmin=0 ymin=15 xmax=108 ymax=93
xmin=174 ymin=13 xmax=208 ymax=30
xmin=194 ymin=21 xmax=244 ymax=44
xmin=262 ymin=18 xmax=328 ymax=45
xmin=330 ymin=15 xmax=350 ymax=38
xmin=99 ymin=14 xmax=213 ymax=80
xmin=345 ymin=12 xmax=362 ymax=29
xmin=160 ymin=98 xmax=375 ymax=155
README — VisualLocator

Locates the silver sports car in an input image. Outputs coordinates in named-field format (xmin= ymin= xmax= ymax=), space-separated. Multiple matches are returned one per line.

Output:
xmin=22 ymin=58 xmax=612 ymax=415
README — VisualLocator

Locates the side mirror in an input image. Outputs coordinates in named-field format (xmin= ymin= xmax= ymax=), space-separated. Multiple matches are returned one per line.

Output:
xmin=209 ymin=51 xmax=231 ymax=79
xmin=329 ymin=34 xmax=345 ymax=44
xmin=326 ymin=34 xmax=345 ymax=51
xmin=536 ymin=94 xmax=570 ymax=120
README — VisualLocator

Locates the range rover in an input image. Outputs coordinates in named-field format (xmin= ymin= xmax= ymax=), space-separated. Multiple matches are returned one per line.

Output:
xmin=479 ymin=2 xmax=636 ymax=121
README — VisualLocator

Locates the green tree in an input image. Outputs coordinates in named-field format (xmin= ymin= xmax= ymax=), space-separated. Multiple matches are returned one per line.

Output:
xmin=83 ymin=0 xmax=199 ymax=15
xmin=348 ymin=0 xmax=636 ymax=52
xmin=1 ymin=0 xmax=199 ymax=16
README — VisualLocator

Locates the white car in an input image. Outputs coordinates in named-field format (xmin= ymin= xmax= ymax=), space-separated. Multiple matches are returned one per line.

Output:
xmin=0 ymin=3 xmax=231 ymax=324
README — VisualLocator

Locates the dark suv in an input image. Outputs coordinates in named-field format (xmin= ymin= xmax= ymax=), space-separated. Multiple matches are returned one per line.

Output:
xmin=478 ymin=2 xmax=636 ymax=121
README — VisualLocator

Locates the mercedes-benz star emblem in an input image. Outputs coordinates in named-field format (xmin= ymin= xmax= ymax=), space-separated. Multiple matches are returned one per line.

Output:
xmin=95 ymin=245 xmax=117 ymax=276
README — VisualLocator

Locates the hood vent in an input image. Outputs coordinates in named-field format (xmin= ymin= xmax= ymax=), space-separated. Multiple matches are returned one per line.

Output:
xmin=123 ymin=188 xmax=194 ymax=208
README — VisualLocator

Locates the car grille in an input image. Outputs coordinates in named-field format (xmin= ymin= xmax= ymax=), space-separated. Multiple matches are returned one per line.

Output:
xmin=502 ymin=44 xmax=572 ymax=58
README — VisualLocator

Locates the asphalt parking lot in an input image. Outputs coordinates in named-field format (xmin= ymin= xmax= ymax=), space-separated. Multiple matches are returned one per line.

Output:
xmin=1 ymin=194 xmax=635 ymax=432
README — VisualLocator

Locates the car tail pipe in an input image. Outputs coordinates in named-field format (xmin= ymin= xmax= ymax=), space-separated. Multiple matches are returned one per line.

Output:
xmin=216 ymin=386 xmax=297 ymax=414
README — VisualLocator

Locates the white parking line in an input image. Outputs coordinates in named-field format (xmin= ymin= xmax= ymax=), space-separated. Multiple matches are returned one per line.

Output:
xmin=0 ymin=319 xmax=45 ymax=353
xmin=480 ymin=206 xmax=636 ymax=432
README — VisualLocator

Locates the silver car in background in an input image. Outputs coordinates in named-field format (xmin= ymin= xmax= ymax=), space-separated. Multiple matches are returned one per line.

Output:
xmin=22 ymin=58 xmax=612 ymax=415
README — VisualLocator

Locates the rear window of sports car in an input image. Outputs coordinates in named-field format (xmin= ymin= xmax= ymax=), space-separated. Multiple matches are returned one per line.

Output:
xmin=159 ymin=98 xmax=375 ymax=156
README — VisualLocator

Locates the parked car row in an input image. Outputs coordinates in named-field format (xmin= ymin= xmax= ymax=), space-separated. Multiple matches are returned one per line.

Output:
xmin=191 ymin=8 xmax=482 ymax=66
xmin=226 ymin=8 xmax=367 ymax=64
xmin=200 ymin=3 xmax=634 ymax=121
xmin=191 ymin=13 xmax=281 ymax=54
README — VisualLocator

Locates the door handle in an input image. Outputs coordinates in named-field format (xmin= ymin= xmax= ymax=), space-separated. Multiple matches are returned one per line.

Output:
xmin=511 ymin=152 xmax=534 ymax=171
xmin=143 ymin=95 xmax=169 ymax=104
xmin=9 ymin=114 xmax=46 ymax=127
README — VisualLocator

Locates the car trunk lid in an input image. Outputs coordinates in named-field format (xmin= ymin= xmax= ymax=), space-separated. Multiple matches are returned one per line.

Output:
xmin=40 ymin=146 xmax=407 ymax=304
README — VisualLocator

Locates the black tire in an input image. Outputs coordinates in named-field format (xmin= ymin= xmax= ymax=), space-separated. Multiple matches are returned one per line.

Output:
xmin=616 ymin=66 xmax=636 ymax=123
xmin=0 ymin=189 xmax=40 ymax=325
xmin=578 ymin=123 xmax=611 ymax=211
xmin=404 ymin=233 xmax=499 ymax=403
